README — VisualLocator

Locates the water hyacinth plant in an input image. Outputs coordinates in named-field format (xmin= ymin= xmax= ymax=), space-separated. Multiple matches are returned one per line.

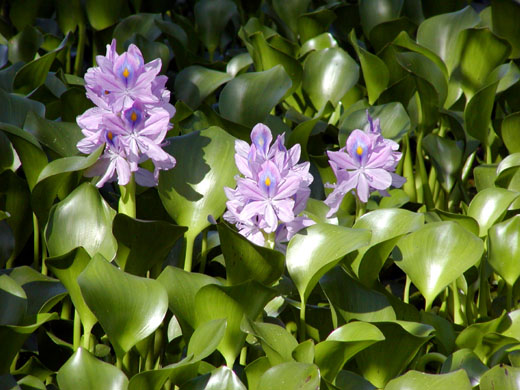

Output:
xmin=4 ymin=1 xmax=520 ymax=389
xmin=224 ymin=123 xmax=314 ymax=249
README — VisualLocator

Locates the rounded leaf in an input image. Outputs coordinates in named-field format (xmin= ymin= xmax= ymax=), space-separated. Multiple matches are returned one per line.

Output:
xmin=257 ymin=362 xmax=320 ymax=390
xmin=286 ymin=223 xmax=371 ymax=302
xmin=77 ymin=255 xmax=168 ymax=358
xmin=45 ymin=183 xmax=117 ymax=259
xmin=395 ymin=221 xmax=484 ymax=309
xmin=385 ymin=370 xmax=472 ymax=390
xmin=57 ymin=348 xmax=128 ymax=390
xmin=488 ymin=215 xmax=520 ymax=287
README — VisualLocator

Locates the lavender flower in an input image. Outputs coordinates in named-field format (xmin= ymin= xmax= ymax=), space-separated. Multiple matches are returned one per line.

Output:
xmin=224 ymin=123 xmax=314 ymax=249
xmin=76 ymin=39 xmax=176 ymax=188
xmin=325 ymin=112 xmax=406 ymax=217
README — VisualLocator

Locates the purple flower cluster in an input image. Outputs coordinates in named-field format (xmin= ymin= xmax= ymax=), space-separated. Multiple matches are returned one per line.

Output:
xmin=224 ymin=124 xmax=314 ymax=249
xmin=76 ymin=40 xmax=176 ymax=187
xmin=325 ymin=112 xmax=406 ymax=217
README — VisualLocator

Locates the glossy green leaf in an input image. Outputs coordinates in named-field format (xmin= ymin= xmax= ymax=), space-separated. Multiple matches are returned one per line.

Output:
xmin=416 ymin=6 xmax=479 ymax=73
xmin=488 ymin=216 xmax=520 ymax=287
xmin=422 ymin=134 xmax=464 ymax=192
xmin=78 ymin=254 xmax=168 ymax=358
xmin=45 ymin=183 xmax=117 ymax=259
xmin=480 ymin=365 xmax=520 ymax=390
xmin=452 ymin=28 xmax=511 ymax=100
xmin=334 ymin=370 xmax=377 ymax=390
xmin=359 ymin=0 xmax=403 ymax=37
xmin=181 ymin=366 xmax=246 ymax=390
xmin=194 ymin=281 xmax=275 ymax=367
xmin=194 ymin=0 xmax=237 ymax=56
xmin=113 ymin=14 xmax=161 ymax=49
xmin=158 ymin=127 xmax=237 ymax=240
xmin=174 ymin=66 xmax=232 ymax=110
xmin=440 ymin=349 xmax=488 ymax=387
xmin=31 ymin=148 xmax=103 ymax=224
xmin=157 ymin=266 xmax=220 ymax=336
xmin=128 ymin=356 xmax=198 ymax=390
xmin=46 ymin=247 xmax=97 ymax=334
xmin=0 ymin=313 xmax=57 ymax=374
xmin=188 ymin=319 xmax=227 ymax=361
xmin=85 ymin=0 xmax=124 ymax=30
xmin=57 ymin=348 xmax=128 ymax=390
xmin=351 ymin=208 xmax=424 ymax=285
xmin=248 ymin=32 xmax=302 ymax=96
xmin=55 ymin=0 xmax=84 ymax=34
xmin=0 ymin=123 xmax=47 ymax=192
xmin=217 ymin=222 xmax=284 ymax=286
xmin=297 ymin=8 xmax=336 ymax=45
xmin=467 ymin=187 xmax=520 ymax=236
xmin=226 ymin=53 xmax=253 ymax=77
xmin=292 ymin=339 xmax=314 ymax=364
xmin=13 ymin=34 xmax=70 ymax=95
xmin=241 ymin=318 xmax=298 ymax=366
xmin=355 ymin=321 xmax=434 ymax=388
xmin=338 ymin=102 xmax=411 ymax=146
xmin=302 ymin=48 xmax=359 ymax=111
xmin=501 ymin=112 xmax=520 ymax=154
xmin=464 ymin=80 xmax=499 ymax=146
xmin=23 ymin=112 xmax=82 ymax=157
xmin=271 ymin=0 xmax=311 ymax=37
xmin=321 ymin=266 xmax=397 ymax=323
xmin=286 ymin=223 xmax=371 ymax=304
xmin=219 ymin=66 xmax=291 ymax=127
xmin=492 ymin=0 xmax=520 ymax=58
xmin=349 ymin=30 xmax=389 ymax=104
xmin=298 ymin=33 xmax=337 ymax=58
xmin=8 ymin=25 xmax=43 ymax=64
xmin=112 ymin=214 xmax=187 ymax=275
xmin=0 ymin=275 xmax=26 ymax=326
xmin=0 ymin=222 xmax=14 ymax=268
xmin=257 ymin=362 xmax=319 ymax=390
xmin=245 ymin=357 xmax=271 ymax=390
xmin=396 ymin=222 xmax=483 ymax=309
xmin=385 ymin=370 xmax=471 ymax=390
xmin=433 ymin=209 xmax=479 ymax=237
xmin=316 ymin=322 xmax=385 ymax=382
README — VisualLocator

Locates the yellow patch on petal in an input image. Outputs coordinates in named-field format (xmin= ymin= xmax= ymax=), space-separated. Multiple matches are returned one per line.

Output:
xmin=265 ymin=176 xmax=271 ymax=187
xmin=123 ymin=68 xmax=130 ymax=78
xmin=107 ymin=132 xmax=113 ymax=141
xmin=356 ymin=146 xmax=363 ymax=156
xmin=131 ymin=111 xmax=137 ymax=122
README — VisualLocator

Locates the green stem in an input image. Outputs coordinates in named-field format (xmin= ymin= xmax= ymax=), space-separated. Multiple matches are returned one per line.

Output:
xmin=299 ymin=299 xmax=306 ymax=342
xmin=118 ymin=175 xmax=136 ymax=218
xmin=61 ymin=297 xmax=71 ymax=320
xmin=73 ymin=23 xmax=86 ymax=76
xmin=355 ymin=197 xmax=366 ymax=221
xmin=239 ymin=346 xmax=247 ymax=366
xmin=402 ymin=134 xmax=416 ymax=202
xmin=33 ymin=213 xmax=39 ymax=270
xmin=507 ymin=283 xmax=513 ymax=312
xmin=41 ymin=235 xmax=48 ymax=276
xmin=478 ymin=257 xmax=489 ymax=318
xmin=264 ymin=231 xmax=276 ymax=250
xmin=82 ymin=324 xmax=93 ymax=352
xmin=73 ymin=309 xmax=81 ymax=351
xmin=416 ymin=131 xmax=434 ymax=209
xmin=425 ymin=298 xmax=433 ymax=313
xmin=404 ymin=275 xmax=411 ymax=304
xmin=199 ymin=229 xmax=208 ymax=273
xmin=184 ymin=233 xmax=195 ymax=272
xmin=485 ymin=143 xmax=492 ymax=165
xmin=450 ymin=281 xmax=464 ymax=325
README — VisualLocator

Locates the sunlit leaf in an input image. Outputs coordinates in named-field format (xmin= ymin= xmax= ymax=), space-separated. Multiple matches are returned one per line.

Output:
xmin=385 ymin=370 xmax=472 ymax=390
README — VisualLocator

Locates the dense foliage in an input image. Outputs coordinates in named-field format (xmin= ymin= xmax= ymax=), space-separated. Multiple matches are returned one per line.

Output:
xmin=2 ymin=0 xmax=520 ymax=389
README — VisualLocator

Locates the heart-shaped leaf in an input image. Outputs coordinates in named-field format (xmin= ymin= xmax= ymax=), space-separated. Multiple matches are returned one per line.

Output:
xmin=217 ymin=222 xmax=285 ymax=286
xmin=257 ymin=362 xmax=319 ymax=390
xmin=395 ymin=221 xmax=484 ymax=310
xmin=467 ymin=188 xmax=520 ymax=236
xmin=0 ymin=275 xmax=27 ymax=326
xmin=57 ymin=348 xmax=128 ymax=390
xmin=194 ymin=281 xmax=275 ymax=367
xmin=78 ymin=254 xmax=168 ymax=358
xmin=302 ymin=47 xmax=359 ymax=111
xmin=478 ymin=365 xmax=520 ymax=390
xmin=286 ymin=223 xmax=371 ymax=304
xmin=315 ymin=322 xmax=385 ymax=381
xmin=194 ymin=0 xmax=237 ymax=56
xmin=112 ymin=214 xmax=187 ymax=276
xmin=219 ymin=66 xmax=291 ymax=127
xmin=45 ymin=183 xmax=117 ymax=259
xmin=355 ymin=321 xmax=434 ymax=388
xmin=440 ymin=349 xmax=488 ymax=387
xmin=422 ymin=134 xmax=464 ymax=192
xmin=158 ymin=127 xmax=238 ymax=241
xmin=385 ymin=370 xmax=472 ymax=390
xmin=488 ymin=216 xmax=520 ymax=287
